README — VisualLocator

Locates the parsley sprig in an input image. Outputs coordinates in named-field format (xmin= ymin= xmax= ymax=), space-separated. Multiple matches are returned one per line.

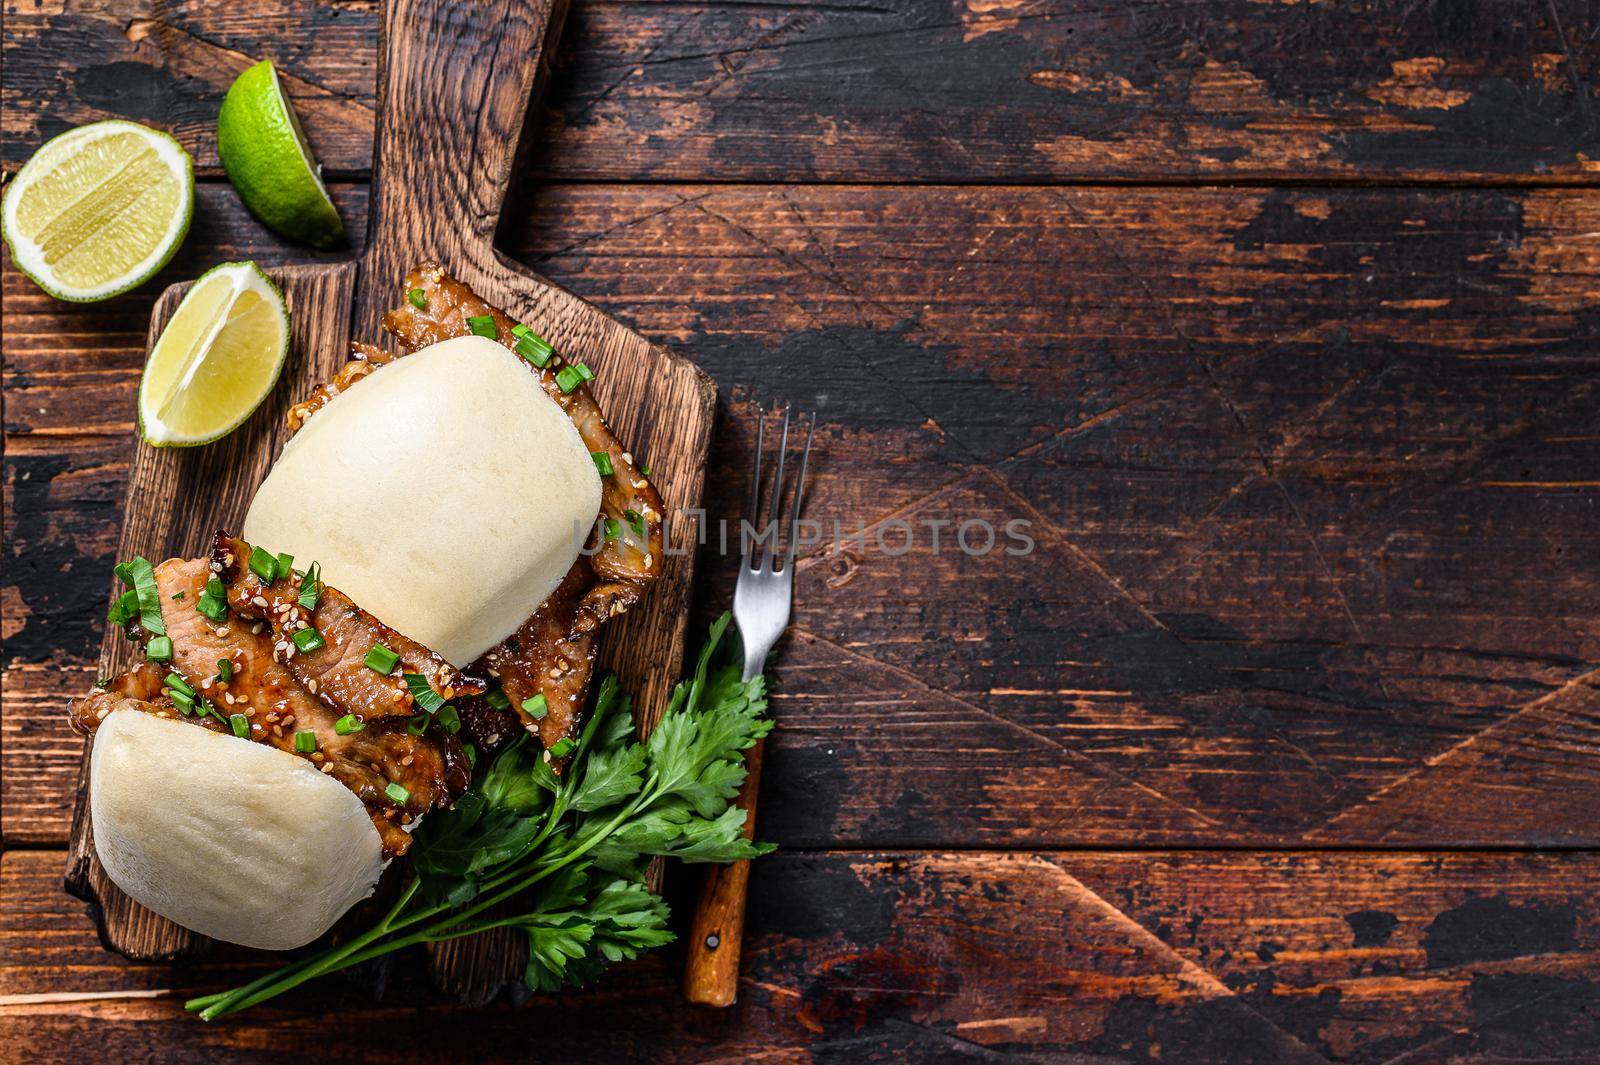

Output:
xmin=186 ymin=613 xmax=771 ymax=1019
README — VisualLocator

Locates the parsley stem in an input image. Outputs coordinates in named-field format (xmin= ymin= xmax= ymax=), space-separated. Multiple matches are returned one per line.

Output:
xmin=197 ymin=800 xmax=644 ymax=1019
xmin=193 ymin=877 xmax=422 ymax=1019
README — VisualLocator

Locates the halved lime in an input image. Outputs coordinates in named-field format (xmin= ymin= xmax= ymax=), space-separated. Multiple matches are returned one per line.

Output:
xmin=139 ymin=262 xmax=291 ymax=448
xmin=1 ymin=120 xmax=194 ymax=302
xmin=217 ymin=60 xmax=346 ymax=249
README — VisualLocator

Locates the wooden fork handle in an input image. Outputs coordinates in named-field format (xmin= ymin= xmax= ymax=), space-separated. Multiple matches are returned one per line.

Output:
xmin=683 ymin=736 xmax=766 ymax=1006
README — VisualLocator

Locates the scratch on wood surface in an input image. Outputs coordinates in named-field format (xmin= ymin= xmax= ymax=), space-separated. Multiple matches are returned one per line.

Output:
xmin=791 ymin=623 xmax=1224 ymax=828
xmin=1314 ymin=664 xmax=1600 ymax=836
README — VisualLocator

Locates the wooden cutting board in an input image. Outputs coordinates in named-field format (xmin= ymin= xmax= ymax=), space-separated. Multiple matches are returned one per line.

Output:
xmin=62 ymin=0 xmax=716 ymax=1004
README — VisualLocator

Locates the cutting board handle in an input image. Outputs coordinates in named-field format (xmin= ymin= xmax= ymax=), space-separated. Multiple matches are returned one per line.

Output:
xmin=354 ymin=0 xmax=568 ymax=334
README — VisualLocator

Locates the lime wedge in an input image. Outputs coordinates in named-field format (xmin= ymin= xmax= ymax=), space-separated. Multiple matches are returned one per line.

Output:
xmin=139 ymin=262 xmax=291 ymax=448
xmin=1 ymin=120 xmax=194 ymax=302
xmin=217 ymin=60 xmax=345 ymax=249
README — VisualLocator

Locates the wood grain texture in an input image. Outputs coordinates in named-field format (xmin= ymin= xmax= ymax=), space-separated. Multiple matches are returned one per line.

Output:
xmin=6 ymin=0 xmax=1600 ymax=1046
xmin=9 ymin=182 xmax=1600 ymax=850
xmin=50 ymin=0 xmax=719 ymax=995
xmin=10 ymin=847 xmax=1600 ymax=1061
xmin=342 ymin=0 xmax=715 ymax=1003
xmin=7 ymin=0 xmax=1600 ymax=184
xmin=62 ymin=264 xmax=359 ymax=961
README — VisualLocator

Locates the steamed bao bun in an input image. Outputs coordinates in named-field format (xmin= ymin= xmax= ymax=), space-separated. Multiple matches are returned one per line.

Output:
xmin=90 ymin=710 xmax=385 ymax=951
xmin=243 ymin=334 xmax=604 ymax=668
xmin=91 ymin=336 xmax=605 ymax=949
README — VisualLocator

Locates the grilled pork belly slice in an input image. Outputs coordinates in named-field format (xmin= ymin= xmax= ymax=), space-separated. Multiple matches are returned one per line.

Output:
xmin=72 ymin=543 xmax=471 ymax=857
xmin=283 ymin=264 xmax=666 ymax=758
xmin=210 ymin=533 xmax=482 ymax=722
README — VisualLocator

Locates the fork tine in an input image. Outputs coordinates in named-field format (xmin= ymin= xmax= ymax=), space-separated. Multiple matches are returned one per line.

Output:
xmin=762 ymin=406 xmax=791 ymax=571
xmin=781 ymin=414 xmax=815 ymax=572
xmin=744 ymin=403 xmax=764 ymax=567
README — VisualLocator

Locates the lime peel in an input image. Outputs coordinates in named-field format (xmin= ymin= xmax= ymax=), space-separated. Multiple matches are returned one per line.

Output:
xmin=217 ymin=61 xmax=346 ymax=250
xmin=138 ymin=262 xmax=291 ymax=449
xmin=1 ymin=120 xmax=194 ymax=302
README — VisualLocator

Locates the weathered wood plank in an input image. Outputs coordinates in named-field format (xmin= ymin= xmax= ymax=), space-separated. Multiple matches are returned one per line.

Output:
xmin=6 ymin=0 xmax=1600 ymax=183
xmin=7 ymin=848 xmax=1600 ymax=1061
xmin=8 ymin=182 xmax=1600 ymax=848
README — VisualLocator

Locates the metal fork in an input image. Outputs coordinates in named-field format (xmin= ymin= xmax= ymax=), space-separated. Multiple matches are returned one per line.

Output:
xmin=734 ymin=404 xmax=815 ymax=682
xmin=683 ymin=402 xmax=814 ymax=1007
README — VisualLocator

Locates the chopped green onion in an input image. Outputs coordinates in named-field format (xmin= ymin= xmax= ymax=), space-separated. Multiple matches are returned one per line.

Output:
xmin=574 ymin=363 xmax=596 ymax=383
xmin=548 ymin=737 xmax=576 ymax=759
xmin=484 ymin=688 xmax=511 ymax=711
xmin=467 ymin=314 xmax=498 ymax=339
xmin=291 ymin=626 xmax=326 ymax=653
xmin=602 ymin=517 xmax=620 ymax=541
xmin=248 ymin=546 xmax=278 ymax=583
xmin=385 ymin=782 xmax=410 ymax=805
xmin=464 ymin=743 xmax=477 ymax=769
xmin=276 ymin=552 xmax=294 ymax=579
xmin=171 ymin=590 xmax=186 ymax=601
xmin=146 ymin=635 xmax=174 ymax=662
xmin=591 ymin=451 xmax=614 ymax=476
xmin=522 ymin=693 xmax=548 ymax=720
xmin=334 ymin=714 xmax=365 ymax=735
xmin=107 ymin=590 xmax=139 ymax=627
xmin=406 ymin=715 xmax=427 ymax=736
xmin=164 ymin=672 xmax=196 ymax=698
xmin=408 ymin=287 xmax=427 ymax=310
xmin=624 ymin=509 xmax=646 ymax=538
xmin=229 ymin=713 xmax=250 ymax=739
xmin=639 ymin=464 xmax=652 ymax=477
xmin=514 ymin=333 xmax=553 ymax=367
xmin=404 ymin=673 xmax=446 ymax=714
xmin=555 ymin=366 xmax=585 ymax=393
xmin=364 ymin=644 xmax=400 ymax=674
xmin=294 ymin=730 xmax=317 ymax=753
xmin=510 ymin=323 xmax=533 ymax=338
xmin=170 ymin=690 xmax=195 ymax=715
xmin=196 ymin=589 xmax=228 ymax=623
xmin=114 ymin=557 xmax=165 ymax=635
xmin=298 ymin=562 xmax=322 ymax=611
xmin=437 ymin=704 xmax=461 ymax=734
xmin=217 ymin=658 xmax=233 ymax=682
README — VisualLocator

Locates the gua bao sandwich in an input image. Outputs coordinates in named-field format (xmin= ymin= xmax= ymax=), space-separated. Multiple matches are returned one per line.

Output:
xmin=69 ymin=266 xmax=664 ymax=950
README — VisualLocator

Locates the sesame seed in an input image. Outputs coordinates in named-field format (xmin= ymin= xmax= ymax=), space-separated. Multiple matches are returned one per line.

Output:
xmin=223 ymin=692 xmax=236 ymax=705
xmin=251 ymin=623 xmax=264 ymax=634
xmin=251 ymin=595 xmax=268 ymax=608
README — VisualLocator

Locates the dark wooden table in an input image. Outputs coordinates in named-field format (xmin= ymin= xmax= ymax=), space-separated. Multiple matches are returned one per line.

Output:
xmin=5 ymin=2 xmax=1600 ymax=1061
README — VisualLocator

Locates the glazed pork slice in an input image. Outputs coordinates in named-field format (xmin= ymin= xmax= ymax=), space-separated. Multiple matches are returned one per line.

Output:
xmin=209 ymin=533 xmax=482 ymax=721
xmin=72 ymin=546 xmax=471 ymax=857
xmin=284 ymin=264 xmax=666 ymax=758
